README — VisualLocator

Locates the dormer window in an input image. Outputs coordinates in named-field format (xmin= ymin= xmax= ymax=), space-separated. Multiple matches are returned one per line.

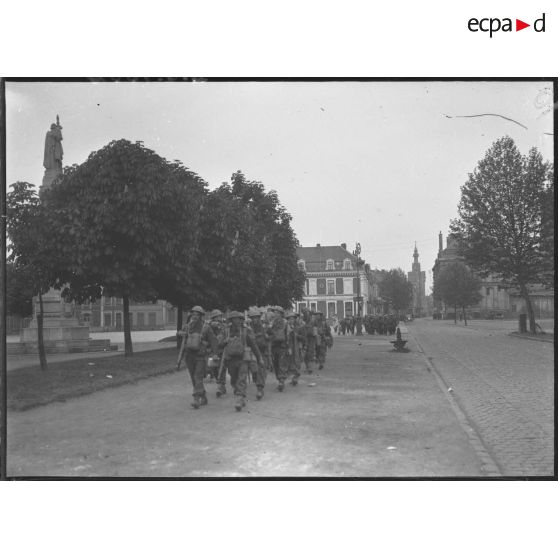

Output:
xmin=326 ymin=259 xmax=334 ymax=271
xmin=297 ymin=259 xmax=306 ymax=271
xmin=343 ymin=259 xmax=352 ymax=270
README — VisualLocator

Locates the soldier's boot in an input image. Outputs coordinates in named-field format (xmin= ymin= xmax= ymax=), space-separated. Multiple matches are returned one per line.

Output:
xmin=234 ymin=395 xmax=245 ymax=412
xmin=290 ymin=376 xmax=298 ymax=386
xmin=277 ymin=380 xmax=285 ymax=392
xmin=191 ymin=396 xmax=200 ymax=410
xmin=199 ymin=394 xmax=208 ymax=406
xmin=256 ymin=388 xmax=264 ymax=400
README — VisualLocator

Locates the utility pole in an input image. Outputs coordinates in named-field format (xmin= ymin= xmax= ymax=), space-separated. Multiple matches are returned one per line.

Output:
xmin=353 ymin=242 xmax=363 ymax=335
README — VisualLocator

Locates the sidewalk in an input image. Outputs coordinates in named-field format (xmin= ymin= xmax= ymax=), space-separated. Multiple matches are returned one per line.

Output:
xmin=7 ymin=335 xmax=486 ymax=477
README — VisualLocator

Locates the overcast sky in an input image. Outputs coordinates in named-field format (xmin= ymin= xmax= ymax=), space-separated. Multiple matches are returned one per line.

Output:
xmin=6 ymin=80 xmax=553 ymax=291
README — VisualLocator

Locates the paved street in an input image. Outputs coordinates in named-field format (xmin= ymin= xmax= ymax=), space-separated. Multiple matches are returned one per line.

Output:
xmin=8 ymin=333 xmax=485 ymax=477
xmin=409 ymin=319 xmax=554 ymax=476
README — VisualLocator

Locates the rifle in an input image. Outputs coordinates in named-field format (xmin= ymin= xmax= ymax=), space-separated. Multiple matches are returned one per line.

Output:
xmin=176 ymin=329 xmax=187 ymax=370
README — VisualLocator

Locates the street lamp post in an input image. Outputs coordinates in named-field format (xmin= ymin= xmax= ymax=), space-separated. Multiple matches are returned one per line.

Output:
xmin=353 ymin=242 xmax=363 ymax=335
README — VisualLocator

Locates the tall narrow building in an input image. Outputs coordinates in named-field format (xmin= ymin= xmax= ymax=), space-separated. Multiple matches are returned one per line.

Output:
xmin=407 ymin=243 xmax=426 ymax=317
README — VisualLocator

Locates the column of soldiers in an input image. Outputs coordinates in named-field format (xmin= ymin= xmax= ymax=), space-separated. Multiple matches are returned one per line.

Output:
xmin=362 ymin=314 xmax=398 ymax=335
xmin=335 ymin=314 xmax=399 ymax=335
xmin=176 ymin=305 xmax=333 ymax=412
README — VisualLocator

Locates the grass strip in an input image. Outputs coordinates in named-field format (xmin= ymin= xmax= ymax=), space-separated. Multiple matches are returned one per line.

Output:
xmin=8 ymin=348 xmax=179 ymax=412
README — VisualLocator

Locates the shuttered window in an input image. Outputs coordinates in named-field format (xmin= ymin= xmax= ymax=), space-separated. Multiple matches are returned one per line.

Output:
xmin=336 ymin=278 xmax=344 ymax=294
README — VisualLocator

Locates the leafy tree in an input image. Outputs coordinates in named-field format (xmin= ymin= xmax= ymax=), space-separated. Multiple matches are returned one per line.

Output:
xmin=378 ymin=268 xmax=413 ymax=313
xmin=43 ymin=140 xmax=205 ymax=356
xmin=450 ymin=137 xmax=553 ymax=333
xmin=7 ymin=182 xmax=59 ymax=370
xmin=6 ymin=261 xmax=35 ymax=318
xmin=193 ymin=171 xmax=304 ymax=310
xmin=432 ymin=262 xmax=482 ymax=325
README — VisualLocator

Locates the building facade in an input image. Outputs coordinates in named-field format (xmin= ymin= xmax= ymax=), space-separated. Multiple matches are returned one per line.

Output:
xmin=407 ymin=244 xmax=426 ymax=317
xmin=295 ymin=243 xmax=376 ymax=319
xmin=78 ymin=297 xmax=178 ymax=331
xmin=432 ymin=232 xmax=554 ymax=318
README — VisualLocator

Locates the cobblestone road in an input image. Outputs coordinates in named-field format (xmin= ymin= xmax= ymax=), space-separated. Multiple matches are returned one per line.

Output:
xmin=408 ymin=319 xmax=554 ymax=476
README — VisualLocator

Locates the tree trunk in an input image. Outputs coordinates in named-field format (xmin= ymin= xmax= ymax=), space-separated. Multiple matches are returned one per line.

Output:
xmin=519 ymin=283 xmax=536 ymax=334
xmin=122 ymin=294 xmax=133 ymax=356
xmin=176 ymin=303 xmax=183 ymax=350
xmin=37 ymin=291 xmax=48 ymax=371
xmin=454 ymin=304 xmax=457 ymax=324
xmin=463 ymin=306 xmax=467 ymax=326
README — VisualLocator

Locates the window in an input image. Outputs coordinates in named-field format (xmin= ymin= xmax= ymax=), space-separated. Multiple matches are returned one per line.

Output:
xmin=327 ymin=280 xmax=335 ymax=295
xmin=310 ymin=302 xmax=317 ymax=311
xmin=82 ymin=313 xmax=91 ymax=323
xmin=326 ymin=259 xmax=334 ymax=270
xmin=345 ymin=301 xmax=353 ymax=317
xmin=317 ymin=278 xmax=326 ymax=295
xmin=336 ymin=278 xmax=344 ymax=294
xmin=104 ymin=313 xmax=112 ymax=327
xmin=344 ymin=259 xmax=352 ymax=270
xmin=486 ymin=287 xmax=491 ymax=296
xmin=297 ymin=260 xmax=306 ymax=271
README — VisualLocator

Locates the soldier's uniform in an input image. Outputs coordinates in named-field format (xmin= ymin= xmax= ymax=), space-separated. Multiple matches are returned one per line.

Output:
xmin=248 ymin=309 xmax=270 ymax=400
xmin=208 ymin=309 xmax=226 ymax=385
xmin=221 ymin=311 xmax=263 ymax=411
xmin=176 ymin=306 xmax=218 ymax=409
xmin=314 ymin=310 xmax=332 ymax=370
xmin=300 ymin=309 xmax=317 ymax=374
xmin=269 ymin=306 xmax=289 ymax=391
xmin=286 ymin=311 xmax=305 ymax=386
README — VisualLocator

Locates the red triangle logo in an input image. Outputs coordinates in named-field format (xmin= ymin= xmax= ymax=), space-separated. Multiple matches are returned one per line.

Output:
xmin=516 ymin=19 xmax=530 ymax=31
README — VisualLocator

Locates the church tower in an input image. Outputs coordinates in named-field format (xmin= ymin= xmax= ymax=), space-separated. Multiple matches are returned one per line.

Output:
xmin=407 ymin=242 xmax=426 ymax=317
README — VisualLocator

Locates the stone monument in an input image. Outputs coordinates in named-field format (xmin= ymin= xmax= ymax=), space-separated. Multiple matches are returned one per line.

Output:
xmin=17 ymin=117 xmax=91 ymax=353
xmin=41 ymin=114 xmax=64 ymax=191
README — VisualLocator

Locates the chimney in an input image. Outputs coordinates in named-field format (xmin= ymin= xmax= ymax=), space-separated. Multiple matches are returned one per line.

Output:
xmin=438 ymin=231 xmax=443 ymax=254
xmin=341 ymin=243 xmax=347 ymax=250
xmin=316 ymin=243 xmax=321 ymax=248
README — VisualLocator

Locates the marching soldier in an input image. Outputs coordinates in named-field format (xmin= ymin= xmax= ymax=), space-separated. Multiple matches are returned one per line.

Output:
xmin=314 ymin=310 xmax=332 ymax=370
xmin=301 ymin=308 xmax=317 ymax=374
xmin=269 ymin=306 xmax=289 ymax=391
xmin=176 ymin=306 xmax=218 ymax=409
xmin=285 ymin=310 xmax=305 ymax=386
xmin=221 ymin=311 xmax=263 ymax=411
xmin=208 ymin=309 xmax=226 ymax=382
xmin=248 ymin=309 xmax=270 ymax=400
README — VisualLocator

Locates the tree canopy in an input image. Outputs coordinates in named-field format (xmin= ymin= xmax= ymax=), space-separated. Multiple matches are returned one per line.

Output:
xmin=42 ymin=139 xmax=207 ymax=355
xmin=450 ymin=136 xmax=553 ymax=333
xmin=378 ymin=268 xmax=413 ymax=313
xmin=432 ymin=262 xmax=482 ymax=324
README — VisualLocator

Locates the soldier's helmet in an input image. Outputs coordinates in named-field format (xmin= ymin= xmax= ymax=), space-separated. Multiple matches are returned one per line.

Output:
xmin=210 ymin=309 xmax=223 ymax=320
xmin=228 ymin=310 xmax=243 ymax=320
xmin=191 ymin=305 xmax=205 ymax=315
xmin=274 ymin=306 xmax=285 ymax=314
xmin=248 ymin=310 xmax=261 ymax=318
xmin=285 ymin=311 xmax=295 ymax=318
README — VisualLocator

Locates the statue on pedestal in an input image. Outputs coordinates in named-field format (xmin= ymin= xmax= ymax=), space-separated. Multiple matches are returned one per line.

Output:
xmin=42 ymin=115 xmax=64 ymax=190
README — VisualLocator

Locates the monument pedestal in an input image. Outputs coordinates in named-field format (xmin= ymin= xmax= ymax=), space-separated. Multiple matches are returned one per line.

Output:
xmin=18 ymin=288 xmax=91 ymax=354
